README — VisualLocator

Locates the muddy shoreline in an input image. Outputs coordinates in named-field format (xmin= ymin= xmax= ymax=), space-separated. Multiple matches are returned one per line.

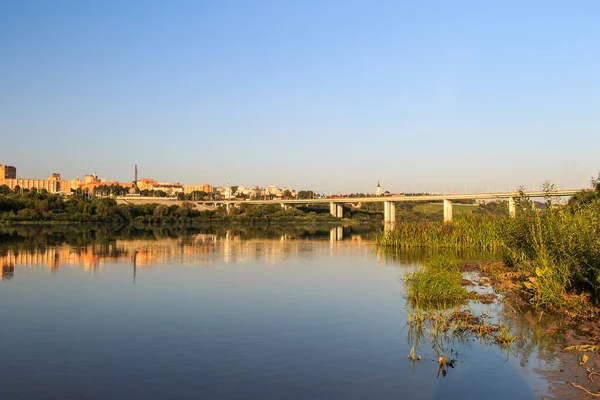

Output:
xmin=469 ymin=261 xmax=600 ymax=399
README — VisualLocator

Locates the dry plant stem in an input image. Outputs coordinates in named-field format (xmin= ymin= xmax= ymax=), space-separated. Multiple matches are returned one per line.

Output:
xmin=569 ymin=382 xmax=600 ymax=397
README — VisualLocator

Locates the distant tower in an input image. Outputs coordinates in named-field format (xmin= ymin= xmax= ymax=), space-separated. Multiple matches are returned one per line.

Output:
xmin=132 ymin=164 xmax=140 ymax=194
xmin=376 ymin=181 xmax=381 ymax=196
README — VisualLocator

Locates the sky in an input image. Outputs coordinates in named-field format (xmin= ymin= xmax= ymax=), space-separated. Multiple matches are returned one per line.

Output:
xmin=1 ymin=0 xmax=599 ymax=194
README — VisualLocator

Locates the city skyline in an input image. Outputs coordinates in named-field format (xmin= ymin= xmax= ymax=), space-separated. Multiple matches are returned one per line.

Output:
xmin=1 ymin=1 xmax=599 ymax=193
xmin=0 ymin=159 xmax=593 ymax=196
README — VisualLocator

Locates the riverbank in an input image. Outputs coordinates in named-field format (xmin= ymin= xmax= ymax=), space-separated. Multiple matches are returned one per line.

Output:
xmin=377 ymin=189 xmax=600 ymax=309
xmin=472 ymin=261 xmax=600 ymax=398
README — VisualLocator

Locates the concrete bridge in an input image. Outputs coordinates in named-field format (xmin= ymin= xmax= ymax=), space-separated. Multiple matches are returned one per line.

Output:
xmin=115 ymin=196 xmax=215 ymax=212
xmin=198 ymin=190 xmax=580 ymax=223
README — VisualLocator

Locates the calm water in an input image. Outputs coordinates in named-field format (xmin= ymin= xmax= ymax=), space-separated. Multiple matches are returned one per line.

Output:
xmin=0 ymin=226 xmax=555 ymax=399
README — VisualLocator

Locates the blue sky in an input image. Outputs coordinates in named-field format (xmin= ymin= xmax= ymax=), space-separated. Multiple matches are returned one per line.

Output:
xmin=1 ymin=0 xmax=598 ymax=194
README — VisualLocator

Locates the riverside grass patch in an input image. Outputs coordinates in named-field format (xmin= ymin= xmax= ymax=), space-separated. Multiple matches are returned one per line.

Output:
xmin=375 ymin=214 xmax=503 ymax=250
xmin=405 ymin=256 xmax=470 ymax=307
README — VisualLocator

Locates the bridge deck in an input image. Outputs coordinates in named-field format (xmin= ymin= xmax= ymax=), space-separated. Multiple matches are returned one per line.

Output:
xmin=195 ymin=190 xmax=580 ymax=206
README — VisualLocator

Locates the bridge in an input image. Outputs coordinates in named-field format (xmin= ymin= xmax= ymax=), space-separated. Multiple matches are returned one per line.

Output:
xmin=196 ymin=189 xmax=581 ymax=223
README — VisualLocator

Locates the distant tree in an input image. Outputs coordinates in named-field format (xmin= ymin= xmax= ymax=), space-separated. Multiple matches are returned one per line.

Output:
xmin=0 ymin=185 xmax=11 ymax=195
xmin=231 ymin=186 xmax=238 ymax=196
xmin=282 ymin=189 xmax=293 ymax=199
xmin=254 ymin=186 xmax=262 ymax=200
xmin=153 ymin=205 xmax=168 ymax=217
xmin=297 ymin=190 xmax=314 ymax=199
xmin=593 ymin=172 xmax=600 ymax=193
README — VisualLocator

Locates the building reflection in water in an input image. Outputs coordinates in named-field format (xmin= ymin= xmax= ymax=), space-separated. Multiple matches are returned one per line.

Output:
xmin=0 ymin=230 xmax=370 ymax=280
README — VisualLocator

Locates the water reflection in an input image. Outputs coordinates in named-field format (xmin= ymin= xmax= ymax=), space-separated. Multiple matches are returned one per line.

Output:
xmin=0 ymin=264 xmax=14 ymax=281
xmin=0 ymin=225 xmax=374 ymax=279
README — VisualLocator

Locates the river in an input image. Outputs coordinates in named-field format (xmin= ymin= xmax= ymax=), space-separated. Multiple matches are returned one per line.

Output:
xmin=0 ymin=225 xmax=559 ymax=399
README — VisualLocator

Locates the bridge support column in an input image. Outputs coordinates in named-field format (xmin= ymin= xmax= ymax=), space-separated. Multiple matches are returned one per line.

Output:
xmin=280 ymin=203 xmax=289 ymax=211
xmin=384 ymin=201 xmax=396 ymax=223
xmin=508 ymin=197 xmax=516 ymax=218
xmin=443 ymin=199 xmax=453 ymax=222
xmin=330 ymin=203 xmax=343 ymax=218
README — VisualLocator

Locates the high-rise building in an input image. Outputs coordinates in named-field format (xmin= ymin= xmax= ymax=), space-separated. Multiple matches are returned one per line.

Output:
xmin=0 ymin=164 xmax=16 ymax=179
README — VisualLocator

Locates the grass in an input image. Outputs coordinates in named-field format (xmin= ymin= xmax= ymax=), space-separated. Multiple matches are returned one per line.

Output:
xmin=375 ymin=214 xmax=503 ymax=250
xmin=502 ymin=198 xmax=600 ymax=308
xmin=412 ymin=203 xmax=480 ymax=216
xmin=405 ymin=256 xmax=470 ymax=307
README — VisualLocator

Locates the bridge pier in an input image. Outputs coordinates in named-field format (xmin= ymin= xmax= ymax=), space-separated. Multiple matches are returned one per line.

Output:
xmin=280 ymin=203 xmax=289 ymax=211
xmin=383 ymin=201 xmax=396 ymax=223
xmin=443 ymin=199 xmax=453 ymax=222
xmin=508 ymin=197 xmax=516 ymax=218
xmin=330 ymin=203 xmax=343 ymax=218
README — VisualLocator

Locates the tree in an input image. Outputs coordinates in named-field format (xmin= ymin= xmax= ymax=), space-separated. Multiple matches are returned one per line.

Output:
xmin=297 ymin=190 xmax=314 ymax=199
xmin=254 ymin=186 xmax=262 ymax=200
xmin=282 ymin=189 xmax=293 ymax=199
xmin=593 ymin=172 xmax=600 ymax=193
xmin=153 ymin=205 xmax=168 ymax=217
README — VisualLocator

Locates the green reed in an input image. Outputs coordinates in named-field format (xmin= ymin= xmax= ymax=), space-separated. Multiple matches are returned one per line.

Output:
xmin=405 ymin=255 xmax=470 ymax=307
xmin=375 ymin=214 xmax=504 ymax=250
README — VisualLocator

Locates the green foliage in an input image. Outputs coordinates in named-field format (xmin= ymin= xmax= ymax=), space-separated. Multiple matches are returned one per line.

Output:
xmin=405 ymin=256 xmax=470 ymax=307
xmin=378 ymin=187 xmax=600 ymax=307
xmin=296 ymin=190 xmax=315 ymax=199
xmin=184 ymin=191 xmax=210 ymax=201
xmin=375 ymin=214 xmax=503 ymax=250
xmin=503 ymin=193 xmax=600 ymax=307
xmin=0 ymin=188 xmax=341 ymax=225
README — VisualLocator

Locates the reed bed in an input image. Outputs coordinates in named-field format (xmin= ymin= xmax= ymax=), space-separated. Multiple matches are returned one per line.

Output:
xmin=375 ymin=215 xmax=503 ymax=250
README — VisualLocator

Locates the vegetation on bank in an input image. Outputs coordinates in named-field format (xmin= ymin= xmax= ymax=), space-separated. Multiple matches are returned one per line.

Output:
xmin=379 ymin=175 xmax=600 ymax=307
xmin=405 ymin=256 xmax=470 ymax=307
xmin=376 ymin=215 xmax=503 ymax=250
xmin=0 ymin=187 xmax=345 ymax=224
xmin=0 ymin=184 xmax=505 ymax=225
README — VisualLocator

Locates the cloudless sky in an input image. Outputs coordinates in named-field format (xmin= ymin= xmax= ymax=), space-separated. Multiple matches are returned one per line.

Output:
xmin=1 ymin=0 xmax=598 ymax=194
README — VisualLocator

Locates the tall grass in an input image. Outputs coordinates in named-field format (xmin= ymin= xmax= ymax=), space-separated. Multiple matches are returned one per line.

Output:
xmin=375 ymin=214 xmax=503 ymax=250
xmin=502 ymin=197 xmax=600 ymax=307
xmin=405 ymin=255 xmax=470 ymax=307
